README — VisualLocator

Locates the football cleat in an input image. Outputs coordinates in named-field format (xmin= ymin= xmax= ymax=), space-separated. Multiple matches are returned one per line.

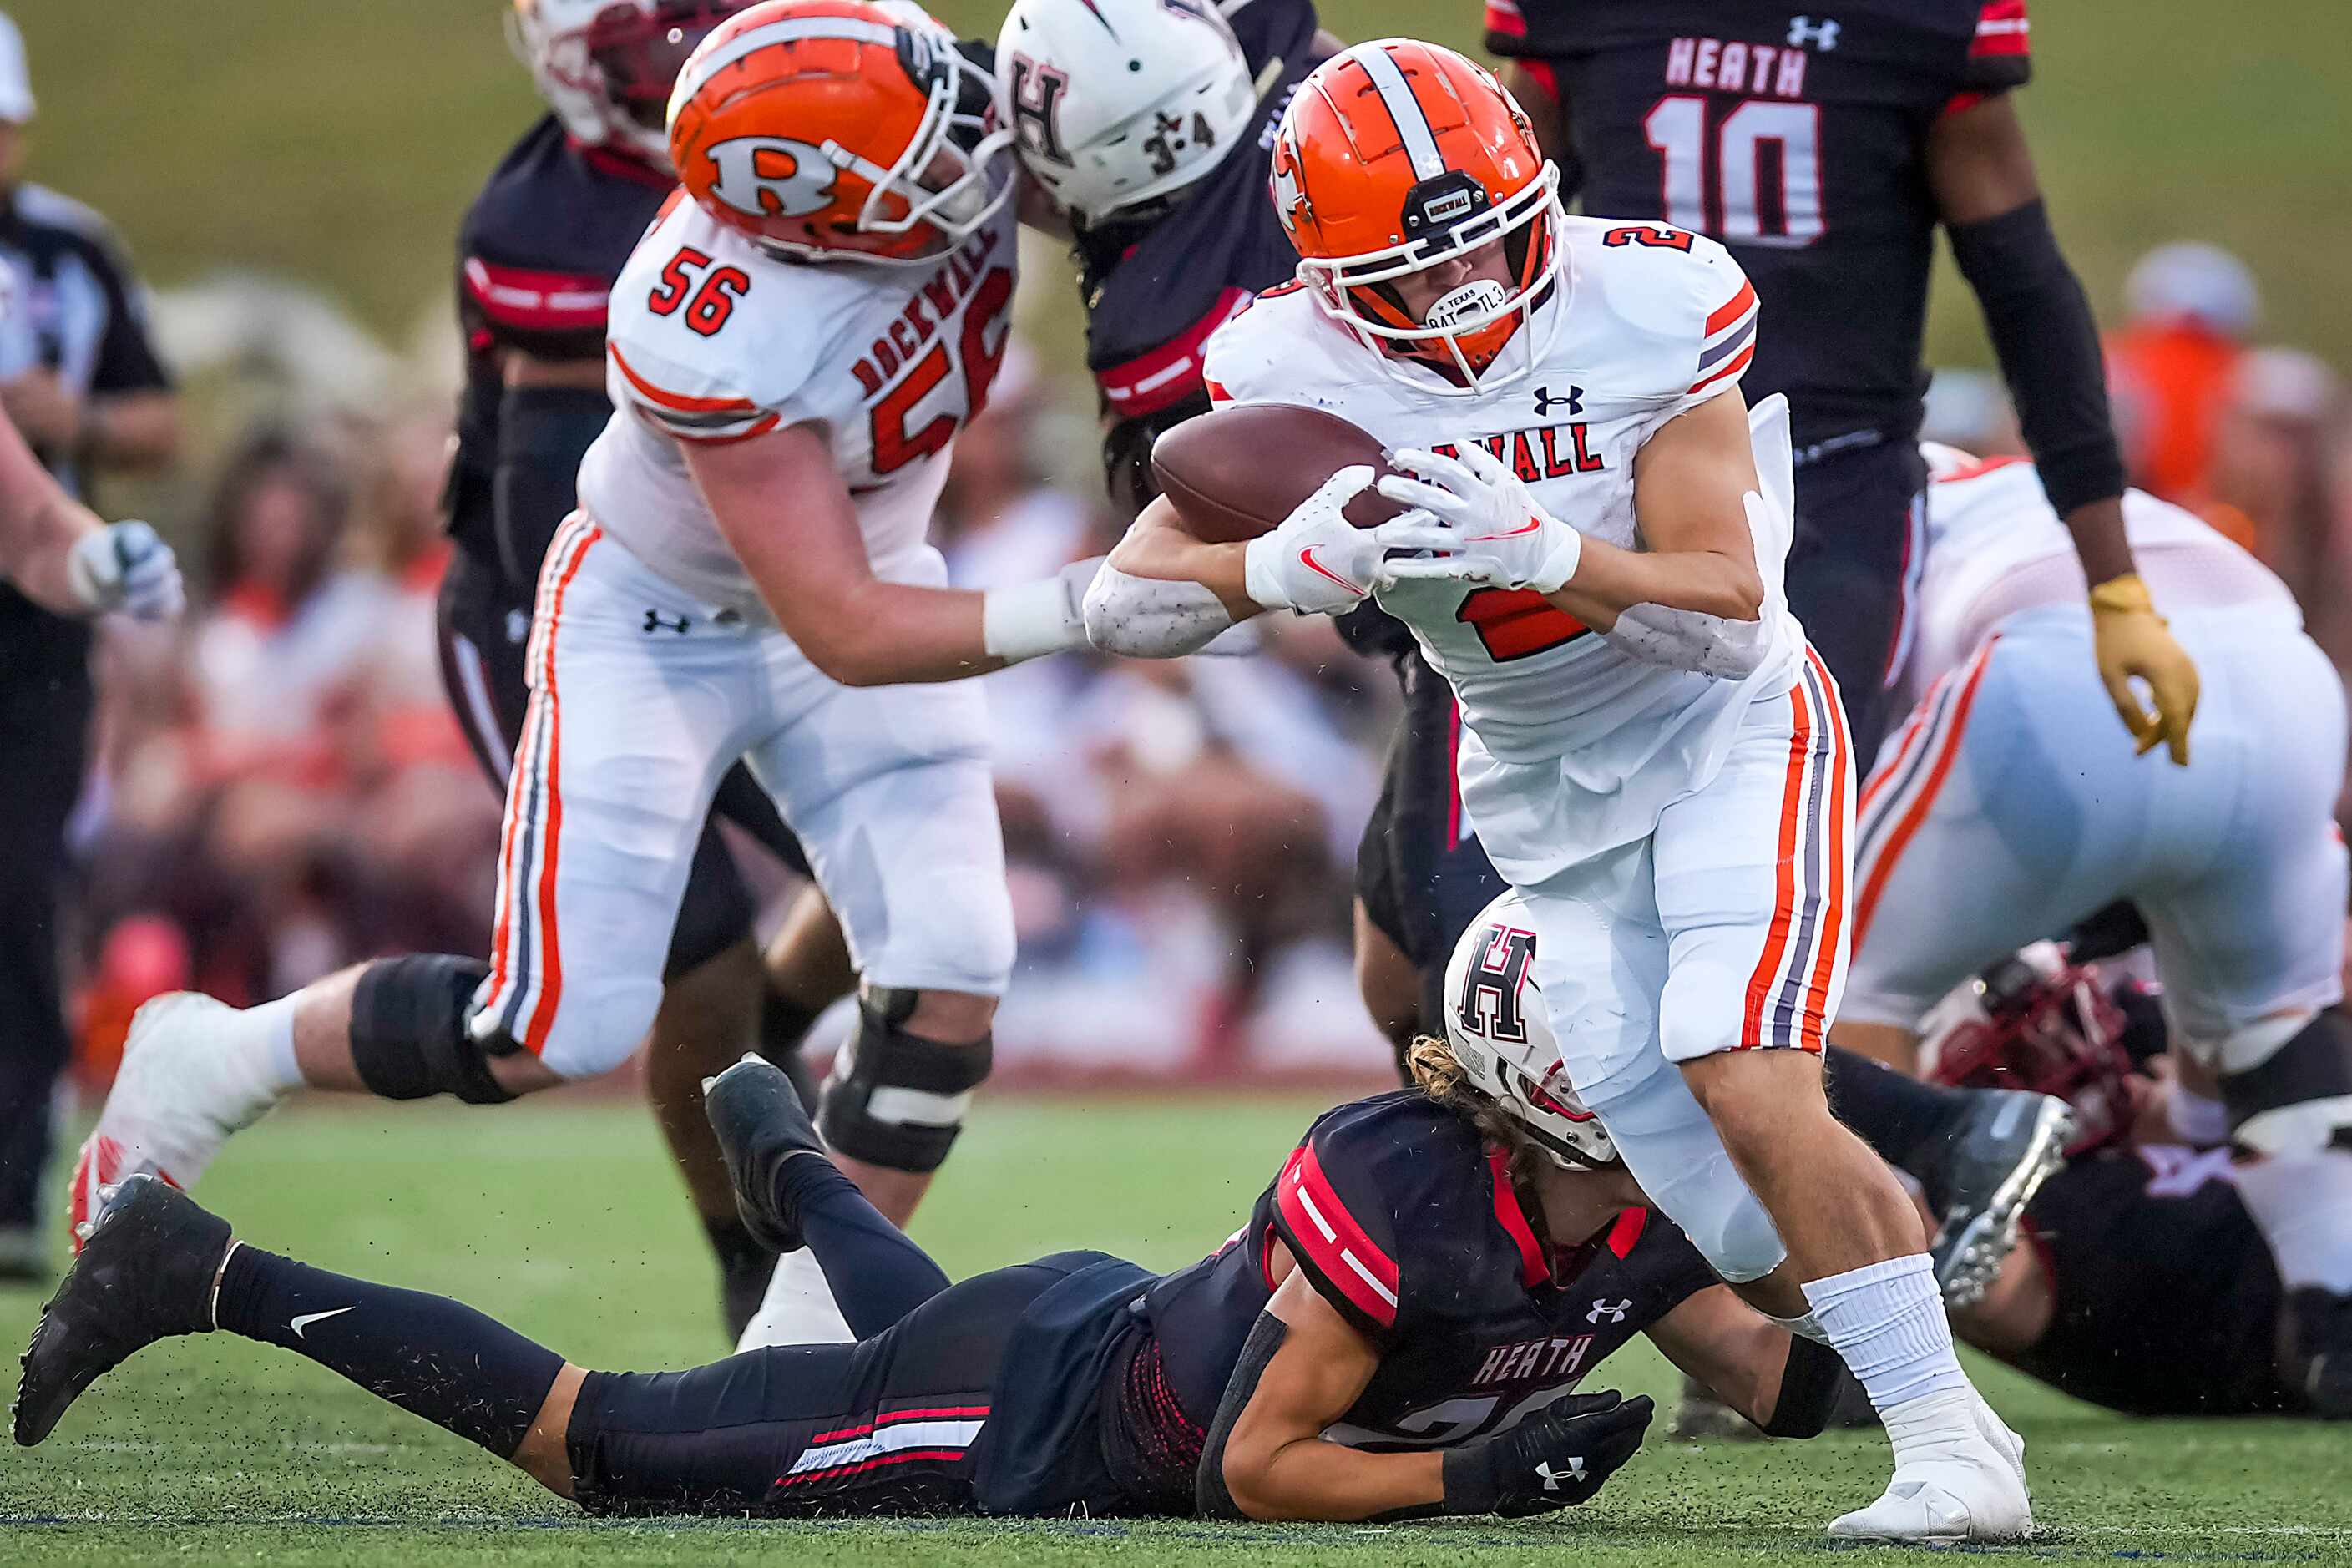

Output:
xmin=2289 ymin=1287 xmax=2352 ymax=1419
xmin=1828 ymin=1437 xmax=2032 ymax=1541
xmin=1925 ymin=1090 xmax=2074 ymax=1308
xmin=68 ymin=993 xmax=285 ymax=1253
xmin=15 ymin=1175 xmax=230 ymax=1446
xmin=701 ymin=1054 xmax=833 ymax=1255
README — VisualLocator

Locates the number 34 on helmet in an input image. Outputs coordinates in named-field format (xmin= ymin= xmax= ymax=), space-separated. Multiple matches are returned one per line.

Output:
xmin=667 ymin=0 xmax=1014 ymax=266
xmin=1270 ymin=39 xmax=1566 ymax=392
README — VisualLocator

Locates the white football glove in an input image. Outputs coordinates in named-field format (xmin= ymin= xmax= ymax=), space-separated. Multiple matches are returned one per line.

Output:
xmin=1375 ymin=442 xmax=1583 ymax=594
xmin=67 ymin=519 xmax=185 ymax=622
xmin=1242 ymin=465 xmax=1459 ymax=615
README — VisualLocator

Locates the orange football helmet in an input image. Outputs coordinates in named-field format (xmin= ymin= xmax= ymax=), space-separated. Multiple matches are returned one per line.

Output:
xmin=668 ymin=0 xmax=1012 ymax=266
xmin=1267 ymin=39 xmax=1564 ymax=391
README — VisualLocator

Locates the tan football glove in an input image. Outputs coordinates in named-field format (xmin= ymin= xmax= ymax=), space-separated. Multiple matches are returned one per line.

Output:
xmin=2089 ymin=573 xmax=2199 ymax=765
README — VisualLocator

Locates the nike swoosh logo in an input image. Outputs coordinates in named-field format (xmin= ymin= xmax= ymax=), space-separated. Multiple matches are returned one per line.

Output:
xmin=1468 ymin=515 xmax=1544 ymax=541
xmin=290 ymin=1307 xmax=356 ymax=1339
xmin=1297 ymin=548 xmax=1366 ymax=596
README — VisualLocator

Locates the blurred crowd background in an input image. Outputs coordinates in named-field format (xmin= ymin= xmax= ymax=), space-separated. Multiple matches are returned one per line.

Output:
xmin=12 ymin=0 xmax=2349 ymax=1087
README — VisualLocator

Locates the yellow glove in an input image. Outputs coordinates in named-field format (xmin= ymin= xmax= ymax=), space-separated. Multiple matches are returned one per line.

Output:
xmin=2089 ymin=574 xmax=2200 ymax=765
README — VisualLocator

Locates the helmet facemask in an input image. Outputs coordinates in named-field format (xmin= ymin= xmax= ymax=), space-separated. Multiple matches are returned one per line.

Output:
xmin=1299 ymin=162 xmax=1566 ymax=395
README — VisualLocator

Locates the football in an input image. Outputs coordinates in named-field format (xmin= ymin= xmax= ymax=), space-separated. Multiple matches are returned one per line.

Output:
xmin=1150 ymin=402 xmax=1412 ymax=543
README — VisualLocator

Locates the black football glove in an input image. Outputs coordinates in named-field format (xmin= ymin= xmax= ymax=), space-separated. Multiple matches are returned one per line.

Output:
xmin=1440 ymin=1391 xmax=1654 ymax=1518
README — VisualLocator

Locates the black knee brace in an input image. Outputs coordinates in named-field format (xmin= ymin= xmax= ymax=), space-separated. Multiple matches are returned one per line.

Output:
xmin=2221 ymin=1009 xmax=2352 ymax=1153
xmin=816 ymin=991 xmax=991 ymax=1174
xmin=350 ymin=955 xmax=517 ymax=1105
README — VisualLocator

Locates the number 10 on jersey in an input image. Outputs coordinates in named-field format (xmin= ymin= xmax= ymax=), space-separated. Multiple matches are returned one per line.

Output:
xmin=1642 ymin=96 xmax=1823 ymax=247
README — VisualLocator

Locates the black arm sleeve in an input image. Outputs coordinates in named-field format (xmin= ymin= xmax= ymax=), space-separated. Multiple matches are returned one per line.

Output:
xmin=493 ymin=382 xmax=611 ymax=591
xmin=1946 ymin=200 xmax=2126 ymax=517
xmin=1194 ymin=1310 xmax=1287 ymax=1520
xmin=1759 ymin=1333 xmax=1855 ymax=1439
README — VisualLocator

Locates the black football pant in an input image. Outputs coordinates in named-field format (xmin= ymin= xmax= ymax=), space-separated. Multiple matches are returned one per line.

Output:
xmin=433 ymin=543 xmax=809 ymax=979
xmin=1783 ymin=435 xmax=1927 ymax=778
xmin=0 ymin=634 xmax=92 ymax=1234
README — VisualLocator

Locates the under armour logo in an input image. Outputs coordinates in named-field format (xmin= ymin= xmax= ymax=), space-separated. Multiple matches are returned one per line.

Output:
xmin=643 ymin=609 xmax=691 ymax=635
xmin=1586 ymin=1297 xmax=1631 ymax=1324
xmin=1535 ymin=1456 xmax=1586 ymax=1490
xmin=1532 ymin=384 xmax=1583 ymax=417
xmin=1788 ymin=15 xmax=1839 ymax=48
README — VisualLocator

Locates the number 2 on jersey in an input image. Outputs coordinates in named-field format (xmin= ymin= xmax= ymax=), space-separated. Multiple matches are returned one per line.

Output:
xmin=1642 ymin=96 xmax=1823 ymax=247
xmin=1458 ymin=588 xmax=1588 ymax=661
xmin=647 ymin=246 xmax=750 ymax=337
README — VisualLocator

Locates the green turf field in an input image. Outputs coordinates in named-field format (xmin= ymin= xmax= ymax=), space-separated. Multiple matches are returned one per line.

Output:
xmin=3 ymin=1095 xmax=2348 ymax=1565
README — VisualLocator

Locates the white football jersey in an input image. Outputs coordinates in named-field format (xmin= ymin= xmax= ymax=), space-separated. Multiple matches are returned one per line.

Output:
xmin=1911 ymin=455 xmax=2297 ymax=698
xmin=578 ymin=197 xmax=1020 ymax=616
xmin=1202 ymin=216 xmax=1803 ymax=878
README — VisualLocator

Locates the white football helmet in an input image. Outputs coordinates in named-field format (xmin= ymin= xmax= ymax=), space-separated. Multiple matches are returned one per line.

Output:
xmin=508 ymin=0 xmax=751 ymax=168
xmin=1442 ymin=895 xmax=1618 ymax=1169
xmin=994 ymin=0 xmax=1260 ymax=225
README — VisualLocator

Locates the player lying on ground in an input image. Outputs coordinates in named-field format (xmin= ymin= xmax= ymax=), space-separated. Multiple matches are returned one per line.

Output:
xmin=18 ymin=1003 xmax=1864 ymax=1519
xmin=1832 ymin=450 xmax=2352 ymax=1414
xmin=1088 ymin=39 xmax=2033 ymax=1540
xmin=1885 ymin=948 xmax=2340 ymax=1417
xmin=68 ymin=1 xmax=1097 ymax=1287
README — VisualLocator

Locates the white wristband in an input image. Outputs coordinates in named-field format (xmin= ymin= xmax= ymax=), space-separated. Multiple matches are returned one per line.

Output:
xmin=982 ymin=557 xmax=1100 ymax=665
xmin=1527 ymin=521 xmax=1581 ymax=596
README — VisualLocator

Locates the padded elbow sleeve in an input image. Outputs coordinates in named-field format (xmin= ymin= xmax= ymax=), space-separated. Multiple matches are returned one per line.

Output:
xmin=493 ymin=383 xmax=611 ymax=589
xmin=1082 ymin=564 xmax=1237 ymax=658
xmin=1946 ymin=200 xmax=2125 ymax=517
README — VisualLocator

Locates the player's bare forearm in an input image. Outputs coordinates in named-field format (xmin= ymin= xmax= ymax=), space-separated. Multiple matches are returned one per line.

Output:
xmin=2059 ymin=495 xmax=2137 ymax=588
xmin=1577 ymin=391 xmax=1765 ymax=623
xmin=1546 ymin=534 xmax=1763 ymax=628
xmin=687 ymin=421 xmax=1004 ymax=685
xmin=1220 ymin=1276 xmax=1440 ymax=1521
xmin=84 ymin=391 xmax=183 ymax=470
xmin=1645 ymin=1287 xmax=1789 ymax=1430
xmin=0 ymin=414 xmax=105 ymax=615
xmin=1106 ymin=495 xmax=1263 ymax=620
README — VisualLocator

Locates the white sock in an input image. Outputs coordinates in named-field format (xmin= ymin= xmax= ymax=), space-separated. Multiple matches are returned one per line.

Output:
xmin=241 ymin=993 xmax=308 ymax=1098
xmin=2232 ymin=1151 xmax=2352 ymax=1294
xmin=1768 ymin=1309 xmax=1832 ymax=1345
xmin=1803 ymin=1254 xmax=1971 ymax=1419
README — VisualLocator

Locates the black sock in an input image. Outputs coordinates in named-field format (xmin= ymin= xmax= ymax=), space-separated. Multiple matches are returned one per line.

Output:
xmin=215 ymin=1245 xmax=564 ymax=1458
xmin=757 ymin=990 xmax=822 ymax=1112
xmin=779 ymin=1156 xmax=949 ymax=1339
xmin=1823 ymin=1045 xmax=1971 ymax=1177
xmin=703 ymin=1216 xmax=777 ymax=1343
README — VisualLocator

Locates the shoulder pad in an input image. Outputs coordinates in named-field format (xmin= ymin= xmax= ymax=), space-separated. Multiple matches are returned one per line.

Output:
xmin=1571 ymin=221 xmax=1758 ymax=402
xmin=1200 ymin=282 xmax=1325 ymax=408
xmin=1268 ymin=1093 xmax=1530 ymax=1343
xmin=603 ymin=214 xmax=809 ymax=445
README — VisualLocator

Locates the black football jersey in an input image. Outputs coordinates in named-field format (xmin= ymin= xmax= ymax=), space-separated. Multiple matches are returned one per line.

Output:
xmin=1142 ymin=1091 xmax=1717 ymax=1453
xmin=1488 ymin=0 xmax=2031 ymax=449
xmin=448 ymin=115 xmax=673 ymax=556
xmin=1071 ymin=0 xmax=1324 ymax=513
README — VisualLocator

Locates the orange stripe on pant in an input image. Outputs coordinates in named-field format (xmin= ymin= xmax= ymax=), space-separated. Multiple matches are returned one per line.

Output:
xmin=1796 ymin=647 xmax=1852 ymax=1051
xmin=1854 ymin=639 xmax=1997 ymax=948
xmin=518 ymin=524 xmax=601 ymax=1055
xmin=1740 ymin=671 xmax=1818 ymax=1046
xmin=484 ymin=519 xmax=589 ymax=1008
